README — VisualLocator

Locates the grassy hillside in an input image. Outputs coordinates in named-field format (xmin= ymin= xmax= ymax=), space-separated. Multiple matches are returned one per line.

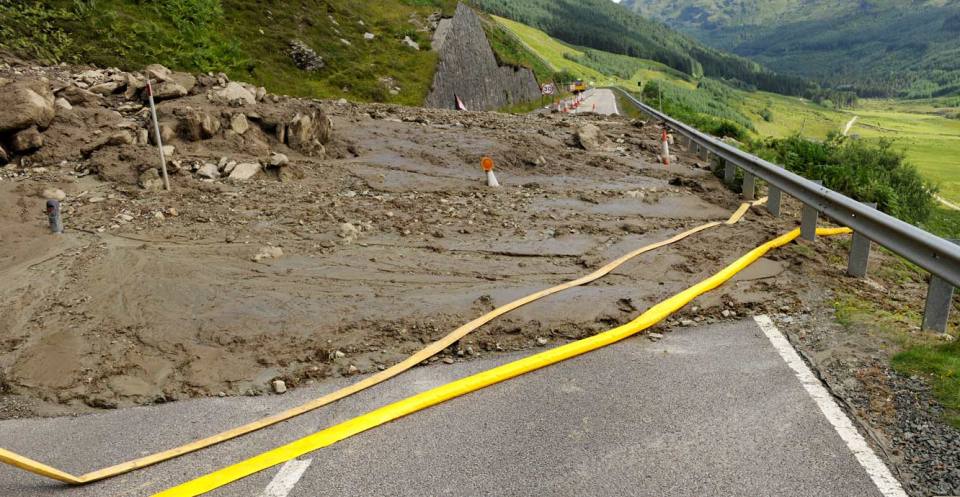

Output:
xmin=470 ymin=0 xmax=809 ymax=96
xmin=623 ymin=0 xmax=960 ymax=98
xmin=0 ymin=0 xmax=457 ymax=105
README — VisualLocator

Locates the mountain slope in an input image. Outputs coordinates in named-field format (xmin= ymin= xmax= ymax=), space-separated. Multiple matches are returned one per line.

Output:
xmin=622 ymin=0 xmax=960 ymax=97
xmin=468 ymin=0 xmax=809 ymax=95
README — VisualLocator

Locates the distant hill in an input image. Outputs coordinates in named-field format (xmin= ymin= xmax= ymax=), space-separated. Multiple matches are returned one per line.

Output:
xmin=468 ymin=0 xmax=809 ymax=95
xmin=622 ymin=0 xmax=960 ymax=98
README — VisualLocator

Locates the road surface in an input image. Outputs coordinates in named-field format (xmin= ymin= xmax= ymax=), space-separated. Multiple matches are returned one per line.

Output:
xmin=0 ymin=317 xmax=902 ymax=497
xmin=575 ymin=89 xmax=619 ymax=116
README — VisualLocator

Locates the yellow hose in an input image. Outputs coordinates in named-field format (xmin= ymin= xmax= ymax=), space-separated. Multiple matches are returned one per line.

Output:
xmin=0 ymin=199 xmax=766 ymax=485
xmin=153 ymin=226 xmax=852 ymax=497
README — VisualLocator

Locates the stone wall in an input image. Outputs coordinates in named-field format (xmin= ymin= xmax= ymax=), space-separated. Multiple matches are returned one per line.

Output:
xmin=425 ymin=4 xmax=542 ymax=111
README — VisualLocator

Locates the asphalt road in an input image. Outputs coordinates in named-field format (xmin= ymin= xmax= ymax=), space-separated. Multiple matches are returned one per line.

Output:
xmin=0 ymin=318 xmax=895 ymax=497
xmin=576 ymin=89 xmax=619 ymax=116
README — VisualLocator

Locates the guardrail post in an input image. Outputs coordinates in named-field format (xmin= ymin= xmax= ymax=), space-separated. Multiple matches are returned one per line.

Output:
xmin=801 ymin=180 xmax=823 ymax=241
xmin=742 ymin=172 xmax=756 ymax=201
xmin=767 ymin=186 xmax=782 ymax=217
xmin=698 ymin=144 xmax=709 ymax=161
xmin=922 ymin=239 xmax=958 ymax=333
xmin=723 ymin=159 xmax=736 ymax=185
xmin=846 ymin=202 xmax=877 ymax=278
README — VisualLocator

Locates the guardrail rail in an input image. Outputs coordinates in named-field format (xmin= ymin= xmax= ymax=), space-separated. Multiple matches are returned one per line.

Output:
xmin=613 ymin=87 xmax=960 ymax=333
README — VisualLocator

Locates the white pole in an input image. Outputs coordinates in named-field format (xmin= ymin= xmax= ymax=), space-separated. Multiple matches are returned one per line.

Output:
xmin=146 ymin=79 xmax=171 ymax=191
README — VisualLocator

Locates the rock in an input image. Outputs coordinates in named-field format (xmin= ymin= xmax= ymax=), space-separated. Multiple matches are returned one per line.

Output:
xmin=347 ymin=364 xmax=359 ymax=374
xmin=0 ymin=80 xmax=55 ymax=133
xmin=137 ymin=129 xmax=149 ymax=145
xmin=402 ymin=35 xmax=420 ymax=50
xmin=144 ymin=64 xmax=173 ymax=82
xmin=12 ymin=126 xmax=43 ymax=152
xmin=333 ymin=350 xmax=346 ymax=359
xmin=337 ymin=222 xmax=360 ymax=241
xmin=149 ymin=123 xmax=176 ymax=145
xmin=54 ymin=97 xmax=73 ymax=111
xmin=648 ymin=333 xmax=664 ymax=341
xmin=196 ymin=163 xmax=220 ymax=179
xmin=180 ymin=109 xmax=221 ymax=140
xmin=58 ymin=85 xmax=103 ymax=107
xmin=106 ymin=130 xmax=134 ymax=146
xmin=680 ymin=319 xmax=695 ymax=327
xmin=0 ymin=144 xmax=7 ymax=164
xmin=215 ymin=82 xmax=256 ymax=106
xmin=42 ymin=188 xmax=66 ymax=201
xmin=271 ymin=379 xmax=287 ymax=394
xmin=364 ymin=32 xmax=375 ymax=40
xmin=123 ymin=73 xmax=147 ymax=99
xmin=268 ymin=152 xmax=289 ymax=167
xmin=151 ymin=81 xmax=188 ymax=101
xmin=339 ymin=38 xmax=351 ymax=46
xmin=252 ymin=246 xmax=283 ymax=263
xmin=161 ymin=145 xmax=175 ymax=157
xmin=88 ymin=196 xmax=107 ymax=203
xmin=535 ymin=337 xmax=549 ymax=346
xmin=288 ymin=39 xmax=325 ymax=71
xmin=229 ymin=113 xmax=249 ymax=135
xmin=169 ymin=72 xmax=197 ymax=94
xmin=255 ymin=87 xmax=267 ymax=102
xmin=89 ymin=81 xmax=122 ymax=95
xmin=138 ymin=168 xmax=165 ymax=191
xmin=228 ymin=162 xmax=261 ymax=180
xmin=576 ymin=124 xmax=607 ymax=151
xmin=285 ymin=112 xmax=329 ymax=157
xmin=721 ymin=309 xmax=732 ymax=318
xmin=442 ymin=357 xmax=455 ymax=364
xmin=222 ymin=160 xmax=238 ymax=174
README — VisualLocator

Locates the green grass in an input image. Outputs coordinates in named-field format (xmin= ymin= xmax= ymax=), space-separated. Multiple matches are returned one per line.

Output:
xmin=0 ymin=0 xmax=457 ymax=105
xmin=893 ymin=340 xmax=960 ymax=427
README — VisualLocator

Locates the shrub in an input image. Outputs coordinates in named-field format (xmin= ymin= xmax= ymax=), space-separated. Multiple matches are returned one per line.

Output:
xmin=748 ymin=133 xmax=938 ymax=225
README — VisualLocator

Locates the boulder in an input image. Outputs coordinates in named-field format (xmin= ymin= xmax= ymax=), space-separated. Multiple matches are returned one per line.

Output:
xmin=123 ymin=73 xmax=147 ymax=99
xmin=179 ymin=109 xmax=221 ymax=141
xmin=144 ymin=64 xmax=173 ymax=82
xmin=58 ymin=85 xmax=104 ymax=107
xmin=215 ymin=82 xmax=256 ymax=106
xmin=107 ymin=130 xmax=135 ymax=146
xmin=0 ymin=144 xmax=7 ymax=164
xmin=12 ymin=126 xmax=44 ymax=152
xmin=139 ymin=168 xmax=165 ymax=191
xmin=286 ymin=112 xmax=328 ymax=157
xmin=169 ymin=72 xmax=197 ymax=94
xmin=402 ymin=36 xmax=420 ymax=50
xmin=196 ymin=163 xmax=220 ymax=179
xmin=0 ymin=80 xmax=55 ymax=133
xmin=288 ymin=39 xmax=325 ymax=71
xmin=54 ymin=97 xmax=73 ymax=111
xmin=229 ymin=113 xmax=249 ymax=135
xmin=576 ymin=124 xmax=607 ymax=151
xmin=228 ymin=162 xmax=260 ymax=180
xmin=268 ymin=152 xmax=289 ymax=167
xmin=255 ymin=87 xmax=267 ymax=102
xmin=150 ymin=81 xmax=188 ymax=101
xmin=89 ymin=81 xmax=122 ymax=96
xmin=42 ymin=188 xmax=66 ymax=201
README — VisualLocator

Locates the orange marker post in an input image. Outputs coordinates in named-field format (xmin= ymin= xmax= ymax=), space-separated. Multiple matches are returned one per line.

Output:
xmin=482 ymin=156 xmax=500 ymax=187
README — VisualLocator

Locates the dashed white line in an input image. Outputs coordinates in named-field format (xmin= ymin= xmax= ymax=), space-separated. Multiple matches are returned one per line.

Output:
xmin=258 ymin=458 xmax=313 ymax=497
xmin=754 ymin=314 xmax=908 ymax=497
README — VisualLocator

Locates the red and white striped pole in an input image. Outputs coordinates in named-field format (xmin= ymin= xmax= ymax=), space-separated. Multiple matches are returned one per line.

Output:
xmin=660 ymin=129 xmax=670 ymax=166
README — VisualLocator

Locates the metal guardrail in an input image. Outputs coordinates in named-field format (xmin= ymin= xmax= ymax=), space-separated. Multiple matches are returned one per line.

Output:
xmin=612 ymin=87 xmax=959 ymax=330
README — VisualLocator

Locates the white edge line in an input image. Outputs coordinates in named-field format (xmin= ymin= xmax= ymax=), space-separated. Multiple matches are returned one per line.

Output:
xmin=259 ymin=458 xmax=313 ymax=497
xmin=753 ymin=314 xmax=908 ymax=497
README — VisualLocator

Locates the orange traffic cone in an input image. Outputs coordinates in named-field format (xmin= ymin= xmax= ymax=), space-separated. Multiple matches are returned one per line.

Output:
xmin=482 ymin=156 xmax=500 ymax=187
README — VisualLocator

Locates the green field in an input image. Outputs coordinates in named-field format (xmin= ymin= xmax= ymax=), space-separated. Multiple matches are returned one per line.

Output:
xmin=494 ymin=15 xmax=960 ymax=205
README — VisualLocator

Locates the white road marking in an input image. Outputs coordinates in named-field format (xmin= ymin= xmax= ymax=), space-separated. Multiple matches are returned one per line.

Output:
xmin=258 ymin=458 xmax=313 ymax=497
xmin=754 ymin=315 xmax=908 ymax=497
